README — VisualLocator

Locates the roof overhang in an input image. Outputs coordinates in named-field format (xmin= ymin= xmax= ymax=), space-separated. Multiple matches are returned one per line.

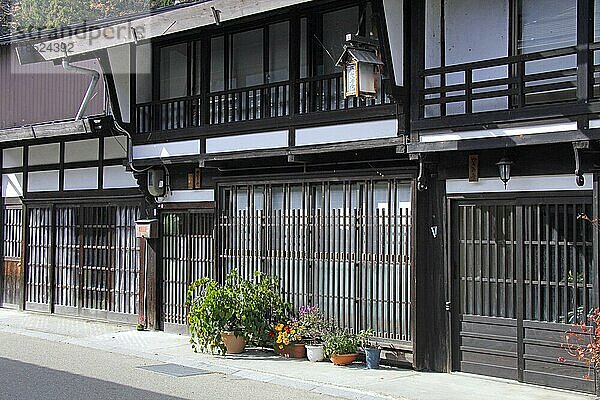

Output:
xmin=16 ymin=0 xmax=314 ymax=65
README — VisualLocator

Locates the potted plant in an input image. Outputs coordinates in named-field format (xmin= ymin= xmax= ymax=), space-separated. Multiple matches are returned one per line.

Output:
xmin=186 ymin=275 xmax=242 ymax=354
xmin=323 ymin=328 xmax=368 ymax=366
xmin=271 ymin=320 xmax=306 ymax=358
xmin=186 ymin=270 xmax=289 ymax=355
xmin=362 ymin=331 xmax=381 ymax=369
xmin=297 ymin=305 xmax=329 ymax=362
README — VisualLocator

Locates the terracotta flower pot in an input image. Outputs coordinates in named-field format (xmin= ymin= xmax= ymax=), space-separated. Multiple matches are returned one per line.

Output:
xmin=275 ymin=343 xmax=307 ymax=358
xmin=330 ymin=353 xmax=358 ymax=366
xmin=221 ymin=331 xmax=246 ymax=354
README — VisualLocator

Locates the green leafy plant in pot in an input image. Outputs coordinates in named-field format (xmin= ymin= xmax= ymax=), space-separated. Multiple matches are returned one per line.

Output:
xmin=362 ymin=330 xmax=381 ymax=369
xmin=323 ymin=328 xmax=369 ymax=366
xmin=186 ymin=270 xmax=289 ymax=355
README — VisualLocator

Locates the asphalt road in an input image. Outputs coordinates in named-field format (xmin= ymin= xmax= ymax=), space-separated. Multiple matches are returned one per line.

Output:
xmin=0 ymin=332 xmax=337 ymax=400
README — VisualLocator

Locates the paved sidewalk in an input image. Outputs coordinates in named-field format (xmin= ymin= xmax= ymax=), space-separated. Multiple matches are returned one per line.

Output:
xmin=0 ymin=309 xmax=593 ymax=400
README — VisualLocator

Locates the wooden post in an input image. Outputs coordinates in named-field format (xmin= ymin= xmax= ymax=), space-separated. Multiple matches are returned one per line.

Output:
xmin=138 ymin=237 xmax=146 ymax=326
xmin=19 ymin=204 xmax=28 ymax=311
xmin=593 ymin=172 xmax=600 ymax=396
xmin=413 ymin=167 xmax=450 ymax=372
xmin=145 ymin=237 xmax=159 ymax=330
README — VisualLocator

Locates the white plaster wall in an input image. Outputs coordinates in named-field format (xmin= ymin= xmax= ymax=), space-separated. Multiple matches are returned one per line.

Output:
xmin=2 ymin=173 xmax=23 ymax=197
xmin=29 ymin=143 xmax=60 ymax=165
xmin=64 ymin=167 xmax=98 ymax=191
xmin=64 ymin=139 xmax=99 ymax=163
xmin=447 ymin=174 xmax=592 ymax=194
xmin=2 ymin=147 xmax=23 ymax=168
xmin=206 ymin=131 xmax=288 ymax=154
xmin=133 ymin=139 xmax=201 ymax=160
xmin=157 ymin=189 xmax=215 ymax=203
xmin=295 ymin=120 xmax=398 ymax=146
xmin=28 ymin=170 xmax=59 ymax=192
xmin=104 ymin=136 xmax=128 ymax=159
xmin=108 ymin=44 xmax=131 ymax=123
xmin=103 ymin=165 xmax=137 ymax=189
xmin=383 ymin=0 xmax=404 ymax=86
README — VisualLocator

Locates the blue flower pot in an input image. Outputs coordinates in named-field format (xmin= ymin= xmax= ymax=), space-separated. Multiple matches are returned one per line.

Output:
xmin=365 ymin=347 xmax=381 ymax=369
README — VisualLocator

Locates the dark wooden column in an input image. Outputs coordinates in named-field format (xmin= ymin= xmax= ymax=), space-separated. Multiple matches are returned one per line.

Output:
xmin=576 ymin=0 xmax=594 ymax=104
xmin=0 ymin=148 xmax=4 ymax=308
xmin=593 ymin=172 xmax=600 ymax=314
xmin=145 ymin=236 xmax=159 ymax=330
xmin=138 ymin=237 xmax=146 ymax=326
xmin=413 ymin=166 xmax=451 ymax=372
xmin=594 ymin=171 xmax=600 ymax=396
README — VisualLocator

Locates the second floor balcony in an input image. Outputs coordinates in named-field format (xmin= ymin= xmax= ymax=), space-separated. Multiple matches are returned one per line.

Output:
xmin=136 ymin=73 xmax=393 ymax=134
xmin=134 ymin=1 xmax=400 ymax=139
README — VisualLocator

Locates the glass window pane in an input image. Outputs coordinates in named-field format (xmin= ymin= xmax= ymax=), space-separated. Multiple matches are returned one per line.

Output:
xmin=300 ymin=17 xmax=308 ymax=78
xmin=211 ymin=36 xmax=225 ymax=92
xmin=595 ymin=0 xmax=600 ymax=41
xmin=159 ymin=43 xmax=188 ymax=100
xmin=268 ymin=22 xmax=289 ymax=82
xmin=321 ymin=6 xmax=359 ymax=75
xmin=193 ymin=41 xmax=202 ymax=95
xmin=519 ymin=0 xmax=576 ymax=53
xmin=230 ymin=28 xmax=264 ymax=89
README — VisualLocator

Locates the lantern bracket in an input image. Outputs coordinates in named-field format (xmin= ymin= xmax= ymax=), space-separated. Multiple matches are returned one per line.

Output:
xmin=573 ymin=141 xmax=590 ymax=187
xmin=417 ymin=155 xmax=428 ymax=192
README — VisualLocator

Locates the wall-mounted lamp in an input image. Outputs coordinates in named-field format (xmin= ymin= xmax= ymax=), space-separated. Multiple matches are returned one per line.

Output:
xmin=496 ymin=157 xmax=513 ymax=189
xmin=211 ymin=6 xmax=221 ymax=26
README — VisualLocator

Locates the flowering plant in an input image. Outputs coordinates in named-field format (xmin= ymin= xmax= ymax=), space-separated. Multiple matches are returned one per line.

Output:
xmin=560 ymin=307 xmax=600 ymax=379
xmin=297 ymin=305 xmax=330 ymax=344
xmin=270 ymin=321 xmax=303 ymax=350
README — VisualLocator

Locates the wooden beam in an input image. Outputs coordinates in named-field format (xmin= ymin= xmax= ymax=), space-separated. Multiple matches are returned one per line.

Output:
xmin=21 ymin=0 xmax=316 ymax=63
xmin=407 ymin=130 xmax=600 ymax=153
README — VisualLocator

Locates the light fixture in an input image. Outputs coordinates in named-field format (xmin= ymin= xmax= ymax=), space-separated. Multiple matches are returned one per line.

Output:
xmin=336 ymin=34 xmax=383 ymax=99
xmin=496 ymin=157 xmax=513 ymax=189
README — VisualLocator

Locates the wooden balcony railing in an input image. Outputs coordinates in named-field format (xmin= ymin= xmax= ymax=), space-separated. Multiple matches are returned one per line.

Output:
xmin=137 ymin=95 xmax=202 ymax=134
xmin=420 ymin=46 xmax=580 ymax=119
xmin=135 ymin=73 xmax=393 ymax=134
xmin=298 ymin=73 xmax=391 ymax=114
xmin=209 ymin=81 xmax=290 ymax=125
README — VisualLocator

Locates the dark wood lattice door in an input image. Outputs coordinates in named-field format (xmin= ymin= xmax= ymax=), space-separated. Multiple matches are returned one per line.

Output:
xmin=452 ymin=197 xmax=596 ymax=393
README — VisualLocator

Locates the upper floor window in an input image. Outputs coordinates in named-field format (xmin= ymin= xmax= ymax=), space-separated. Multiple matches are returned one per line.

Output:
xmin=321 ymin=6 xmax=360 ymax=75
xmin=230 ymin=28 xmax=264 ymax=89
xmin=159 ymin=43 xmax=188 ymax=100
xmin=518 ymin=0 xmax=577 ymax=53
xmin=313 ymin=3 xmax=377 ymax=76
xmin=423 ymin=0 xmax=579 ymax=116
xmin=209 ymin=22 xmax=290 ymax=92
xmin=151 ymin=1 xmax=384 ymax=100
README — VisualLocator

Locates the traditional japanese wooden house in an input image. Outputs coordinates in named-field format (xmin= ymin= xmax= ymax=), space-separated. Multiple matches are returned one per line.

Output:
xmin=0 ymin=39 xmax=144 ymax=323
xmin=3 ymin=0 xmax=600 ymax=394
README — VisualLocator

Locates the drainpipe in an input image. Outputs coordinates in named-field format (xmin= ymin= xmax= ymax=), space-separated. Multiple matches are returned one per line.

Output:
xmin=62 ymin=59 xmax=100 ymax=120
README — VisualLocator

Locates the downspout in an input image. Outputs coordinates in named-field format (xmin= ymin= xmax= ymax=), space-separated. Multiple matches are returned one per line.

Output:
xmin=62 ymin=59 xmax=100 ymax=120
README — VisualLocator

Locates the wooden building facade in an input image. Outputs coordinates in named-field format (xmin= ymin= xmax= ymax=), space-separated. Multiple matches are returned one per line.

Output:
xmin=0 ymin=42 xmax=146 ymax=322
xmin=2 ymin=0 xmax=600 ymax=395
